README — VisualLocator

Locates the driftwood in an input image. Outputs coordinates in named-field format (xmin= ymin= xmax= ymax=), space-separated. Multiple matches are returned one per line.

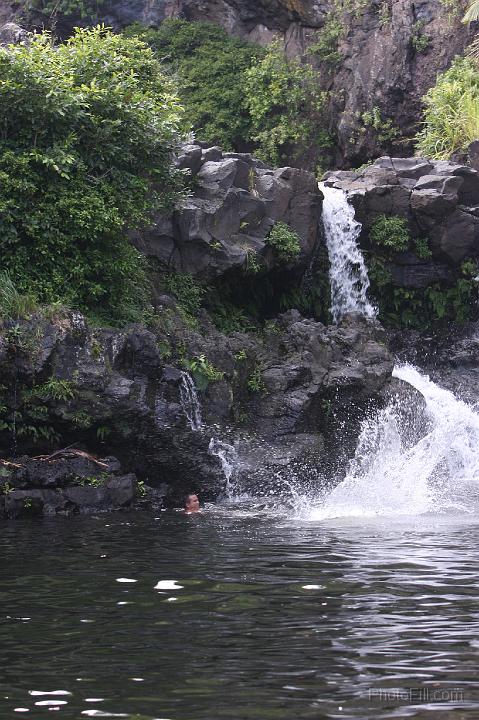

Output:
xmin=0 ymin=459 xmax=22 ymax=469
xmin=1 ymin=446 xmax=109 ymax=469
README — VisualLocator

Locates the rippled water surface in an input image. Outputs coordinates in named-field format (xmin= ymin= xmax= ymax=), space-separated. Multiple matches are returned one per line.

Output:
xmin=1 ymin=506 xmax=479 ymax=719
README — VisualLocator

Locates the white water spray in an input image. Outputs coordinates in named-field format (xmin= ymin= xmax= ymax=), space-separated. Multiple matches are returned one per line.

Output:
xmin=208 ymin=438 xmax=239 ymax=497
xmin=319 ymin=182 xmax=377 ymax=323
xmin=309 ymin=364 xmax=479 ymax=520
xmin=179 ymin=372 xmax=203 ymax=432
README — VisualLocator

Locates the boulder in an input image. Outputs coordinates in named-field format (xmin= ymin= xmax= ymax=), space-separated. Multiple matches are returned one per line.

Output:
xmin=130 ymin=141 xmax=322 ymax=280
xmin=249 ymin=311 xmax=393 ymax=441
xmin=328 ymin=156 xmax=479 ymax=267
xmin=0 ymin=22 xmax=28 ymax=45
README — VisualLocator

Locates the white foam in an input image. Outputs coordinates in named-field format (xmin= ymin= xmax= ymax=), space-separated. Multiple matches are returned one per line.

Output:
xmin=319 ymin=182 xmax=376 ymax=323
xmin=309 ymin=364 xmax=479 ymax=520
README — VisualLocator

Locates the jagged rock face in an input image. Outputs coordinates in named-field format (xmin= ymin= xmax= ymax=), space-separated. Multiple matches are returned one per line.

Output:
xmin=325 ymin=156 xmax=479 ymax=286
xmin=130 ymin=142 xmax=321 ymax=279
xmin=1 ymin=453 xmax=139 ymax=518
xmin=0 ymin=304 xmax=393 ymax=509
xmin=1 ymin=1 xmax=473 ymax=167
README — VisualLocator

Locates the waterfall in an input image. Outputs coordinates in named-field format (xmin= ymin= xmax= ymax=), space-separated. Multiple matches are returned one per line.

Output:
xmin=208 ymin=438 xmax=239 ymax=497
xmin=319 ymin=182 xmax=377 ymax=323
xmin=309 ymin=364 xmax=479 ymax=520
xmin=179 ymin=371 xmax=203 ymax=432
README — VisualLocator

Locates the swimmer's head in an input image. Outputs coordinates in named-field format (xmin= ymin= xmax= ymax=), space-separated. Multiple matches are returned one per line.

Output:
xmin=184 ymin=493 xmax=200 ymax=514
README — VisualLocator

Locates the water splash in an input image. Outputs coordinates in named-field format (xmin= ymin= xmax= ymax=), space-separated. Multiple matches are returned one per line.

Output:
xmin=208 ymin=438 xmax=239 ymax=497
xmin=308 ymin=364 xmax=479 ymax=520
xmin=179 ymin=372 xmax=203 ymax=432
xmin=319 ymin=182 xmax=377 ymax=323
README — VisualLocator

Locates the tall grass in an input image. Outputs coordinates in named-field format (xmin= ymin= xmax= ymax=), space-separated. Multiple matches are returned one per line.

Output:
xmin=416 ymin=57 xmax=479 ymax=159
xmin=0 ymin=271 xmax=38 ymax=322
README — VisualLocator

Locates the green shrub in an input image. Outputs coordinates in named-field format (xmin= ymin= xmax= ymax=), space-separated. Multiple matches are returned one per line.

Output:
xmin=360 ymin=106 xmax=399 ymax=143
xmin=370 ymin=215 xmax=410 ymax=252
xmin=163 ymin=273 xmax=204 ymax=317
xmin=126 ymin=21 xmax=332 ymax=166
xmin=308 ymin=12 xmax=343 ymax=65
xmin=368 ymin=254 xmax=479 ymax=328
xmin=266 ymin=222 xmax=301 ymax=262
xmin=247 ymin=366 xmax=267 ymax=394
xmin=416 ymin=56 xmax=479 ymax=159
xmin=0 ymin=271 xmax=38 ymax=322
xmin=25 ymin=0 xmax=104 ymax=20
xmin=243 ymin=40 xmax=330 ymax=165
xmin=182 ymin=354 xmax=224 ymax=390
xmin=32 ymin=378 xmax=76 ymax=402
xmin=414 ymin=237 xmax=433 ymax=260
xmin=125 ymin=20 xmax=262 ymax=151
xmin=410 ymin=21 xmax=430 ymax=53
xmin=0 ymin=27 xmax=183 ymax=323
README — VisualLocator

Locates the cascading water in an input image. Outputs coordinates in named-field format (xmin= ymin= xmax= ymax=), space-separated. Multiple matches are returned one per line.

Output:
xmin=208 ymin=438 xmax=239 ymax=497
xmin=319 ymin=182 xmax=377 ymax=323
xmin=308 ymin=364 xmax=479 ymax=520
xmin=179 ymin=371 xmax=203 ymax=432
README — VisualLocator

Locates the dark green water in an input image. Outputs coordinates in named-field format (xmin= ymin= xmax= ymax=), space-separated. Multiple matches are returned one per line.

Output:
xmin=1 ymin=504 xmax=479 ymax=719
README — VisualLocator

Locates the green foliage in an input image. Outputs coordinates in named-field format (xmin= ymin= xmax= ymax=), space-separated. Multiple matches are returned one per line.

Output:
xmin=370 ymin=215 xmax=410 ymax=252
xmin=360 ymin=106 xmax=399 ymax=143
xmin=244 ymin=40 xmax=330 ymax=165
xmin=182 ymin=354 xmax=224 ymax=391
xmin=0 ymin=27 xmax=183 ymax=323
xmin=414 ymin=237 xmax=433 ymax=260
xmin=0 ymin=271 xmax=38 ymax=322
xmin=205 ymin=292 xmax=257 ymax=335
xmin=96 ymin=425 xmax=110 ymax=441
xmin=244 ymin=250 xmax=262 ymax=275
xmin=0 ymin=375 xmax=78 ymax=448
xmin=308 ymin=12 xmax=343 ymax=65
xmin=416 ymin=56 xmax=479 ymax=159
xmin=25 ymin=0 xmax=104 ymax=20
xmin=32 ymin=378 xmax=76 ymax=402
xmin=69 ymin=410 xmax=92 ymax=429
xmin=368 ymin=254 xmax=479 ymax=328
xmin=78 ymin=472 xmax=109 ymax=487
xmin=266 ymin=222 xmax=301 ymax=262
xmin=378 ymin=1 xmax=392 ymax=26
xmin=308 ymin=1 xmax=370 ymax=65
xmin=247 ymin=366 xmax=267 ymax=394
xmin=127 ymin=21 xmax=331 ymax=166
xmin=125 ymin=20 xmax=262 ymax=151
xmin=411 ymin=21 xmax=430 ymax=53
xmin=163 ymin=273 xmax=204 ymax=317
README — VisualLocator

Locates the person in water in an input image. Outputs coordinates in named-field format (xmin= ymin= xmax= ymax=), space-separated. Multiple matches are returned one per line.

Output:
xmin=184 ymin=493 xmax=201 ymax=514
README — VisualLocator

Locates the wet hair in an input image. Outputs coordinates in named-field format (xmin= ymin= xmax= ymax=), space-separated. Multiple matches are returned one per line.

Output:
xmin=183 ymin=493 xmax=198 ymax=505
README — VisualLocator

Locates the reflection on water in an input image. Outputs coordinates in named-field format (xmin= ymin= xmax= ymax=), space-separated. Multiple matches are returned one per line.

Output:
xmin=1 ymin=508 xmax=479 ymax=719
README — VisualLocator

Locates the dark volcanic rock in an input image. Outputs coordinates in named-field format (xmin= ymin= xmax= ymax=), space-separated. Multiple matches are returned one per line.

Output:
xmin=250 ymin=311 xmax=393 ymax=440
xmin=327 ymin=156 xmax=479 ymax=281
xmin=0 ymin=451 xmax=139 ymax=517
xmin=0 ymin=300 xmax=394 ymax=511
xmin=130 ymin=142 xmax=321 ymax=280
xmin=0 ymin=21 xmax=28 ymax=44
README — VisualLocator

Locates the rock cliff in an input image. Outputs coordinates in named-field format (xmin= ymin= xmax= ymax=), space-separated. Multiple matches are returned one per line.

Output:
xmin=1 ymin=0 xmax=474 ymax=166
xmin=0 ymin=143 xmax=395 ymax=518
